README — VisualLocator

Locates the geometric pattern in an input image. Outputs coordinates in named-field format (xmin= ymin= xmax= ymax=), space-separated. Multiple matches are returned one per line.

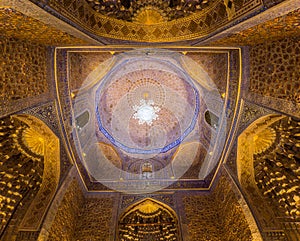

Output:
xmin=30 ymin=0 xmax=263 ymax=42
xmin=96 ymin=58 xmax=200 ymax=154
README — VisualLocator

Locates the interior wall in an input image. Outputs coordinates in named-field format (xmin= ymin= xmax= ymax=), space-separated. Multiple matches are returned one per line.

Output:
xmin=179 ymin=168 xmax=257 ymax=241
xmin=73 ymin=195 xmax=117 ymax=241
xmin=237 ymin=115 xmax=300 ymax=240
xmin=46 ymin=179 xmax=85 ymax=241
xmin=0 ymin=117 xmax=44 ymax=240
xmin=1 ymin=2 xmax=299 ymax=240
xmin=0 ymin=114 xmax=61 ymax=241
xmin=247 ymin=36 xmax=300 ymax=117
xmin=0 ymin=37 xmax=52 ymax=116
xmin=41 ymin=167 xmax=257 ymax=241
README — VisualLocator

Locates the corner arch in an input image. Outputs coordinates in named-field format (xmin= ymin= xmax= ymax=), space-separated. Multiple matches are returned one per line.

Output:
xmin=12 ymin=114 xmax=60 ymax=231
xmin=237 ymin=114 xmax=283 ymax=185
xmin=237 ymin=114 xmax=300 ymax=239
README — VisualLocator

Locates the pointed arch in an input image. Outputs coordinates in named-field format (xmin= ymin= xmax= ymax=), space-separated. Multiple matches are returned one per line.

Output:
xmin=237 ymin=114 xmax=300 ymax=238
xmin=12 ymin=114 xmax=60 ymax=231
xmin=118 ymin=198 xmax=181 ymax=241
xmin=237 ymin=114 xmax=283 ymax=185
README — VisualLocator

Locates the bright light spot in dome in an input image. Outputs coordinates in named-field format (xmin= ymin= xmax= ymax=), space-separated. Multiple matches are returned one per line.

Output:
xmin=133 ymin=99 xmax=161 ymax=125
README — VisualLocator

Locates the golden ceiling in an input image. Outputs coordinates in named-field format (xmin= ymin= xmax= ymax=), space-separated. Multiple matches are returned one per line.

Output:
xmin=85 ymin=0 xmax=211 ymax=23
xmin=0 ymin=7 xmax=88 ymax=45
xmin=1 ymin=0 xmax=298 ymax=45
xmin=54 ymin=46 xmax=241 ymax=192
xmin=21 ymin=0 xmax=266 ymax=42
xmin=1 ymin=1 xmax=300 ymax=240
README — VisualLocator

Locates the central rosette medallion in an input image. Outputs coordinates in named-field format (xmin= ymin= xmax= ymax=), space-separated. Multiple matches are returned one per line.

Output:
xmin=133 ymin=99 xmax=161 ymax=125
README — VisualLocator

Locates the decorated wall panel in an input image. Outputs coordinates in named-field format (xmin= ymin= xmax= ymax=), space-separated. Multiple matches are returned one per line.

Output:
xmin=85 ymin=0 xmax=213 ymax=22
xmin=225 ymin=100 xmax=275 ymax=176
xmin=0 ymin=37 xmax=50 ymax=116
xmin=14 ymin=115 xmax=61 ymax=232
xmin=0 ymin=114 xmax=61 ymax=240
xmin=245 ymin=36 xmax=300 ymax=117
xmin=252 ymin=117 xmax=300 ymax=237
xmin=250 ymin=37 xmax=299 ymax=103
xmin=22 ymin=101 xmax=73 ymax=182
xmin=118 ymin=198 xmax=180 ymax=241
xmin=47 ymin=180 xmax=84 ymax=241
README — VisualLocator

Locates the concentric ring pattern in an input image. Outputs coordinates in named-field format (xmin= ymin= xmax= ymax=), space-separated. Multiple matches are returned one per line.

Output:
xmin=95 ymin=58 xmax=200 ymax=154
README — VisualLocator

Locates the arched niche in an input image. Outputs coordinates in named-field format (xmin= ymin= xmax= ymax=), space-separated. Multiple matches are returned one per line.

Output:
xmin=237 ymin=114 xmax=300 ymax=239
xmin=11 ymin=115 xmax=60 ymax=232
xmin=118 ymin=198 xmax=181 ymax=241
